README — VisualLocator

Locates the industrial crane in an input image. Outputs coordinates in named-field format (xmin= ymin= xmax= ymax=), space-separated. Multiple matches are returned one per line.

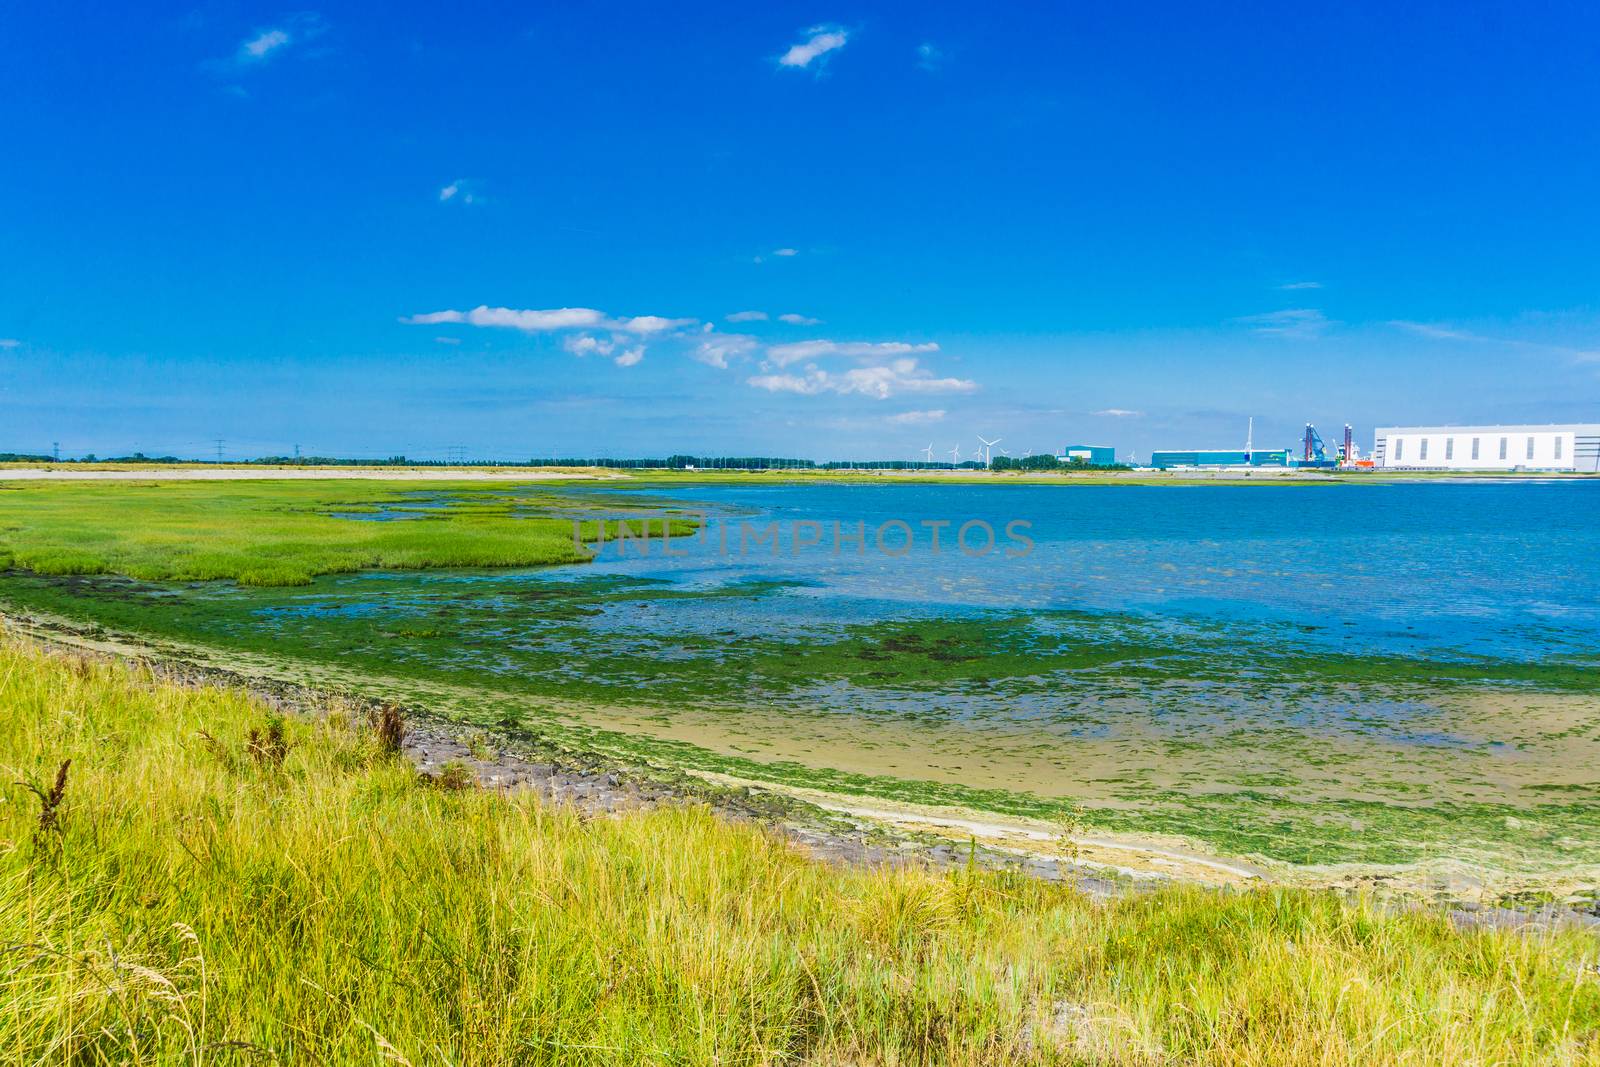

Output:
xmin=1303 ymin=423 xmax=1328 ymax=464
xmin=1302 ymin=423 xmax=1358 ymax=468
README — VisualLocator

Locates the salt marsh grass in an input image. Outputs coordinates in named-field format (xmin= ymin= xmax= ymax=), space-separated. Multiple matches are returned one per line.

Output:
xmin=0 ymin=480 xmax=685 ymax=586
xmin=2 ymin=635 xmax=1598 ymax=1064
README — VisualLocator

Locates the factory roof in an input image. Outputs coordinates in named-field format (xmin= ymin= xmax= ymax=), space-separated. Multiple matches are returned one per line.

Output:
xmin=1375 ymin=423 xmax=1600 ymax=434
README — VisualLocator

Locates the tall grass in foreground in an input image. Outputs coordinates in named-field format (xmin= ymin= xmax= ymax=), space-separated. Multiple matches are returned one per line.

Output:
xmin=1 ymin=637 xmax=1597 ymax=1065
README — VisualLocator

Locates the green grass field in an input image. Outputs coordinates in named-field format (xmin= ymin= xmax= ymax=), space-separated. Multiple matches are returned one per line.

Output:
xmin=0 ymin=478 xmax=690 ymax=586
xmin=3 ymin=634 xmax=1599 ymax=1064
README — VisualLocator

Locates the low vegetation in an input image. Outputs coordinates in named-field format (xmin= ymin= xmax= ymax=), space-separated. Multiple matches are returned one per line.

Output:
xmin=0 ymin=479 xmax=690 ymax=586
xmin=2 ymin=634 xmax=1598 ymax=1064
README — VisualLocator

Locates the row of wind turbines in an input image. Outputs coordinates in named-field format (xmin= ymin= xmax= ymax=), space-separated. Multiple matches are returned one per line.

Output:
xmin=920 ymin=435 xmax=1024 ymax=467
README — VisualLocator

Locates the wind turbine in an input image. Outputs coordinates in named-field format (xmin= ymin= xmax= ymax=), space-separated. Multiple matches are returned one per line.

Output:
xmin=977 ymin=435 xmax=1001 ymax=467
xmin=948 ymin=444 xmax=962 ymax=465
xmin=920 ymin=443 xmax=935 ymax=463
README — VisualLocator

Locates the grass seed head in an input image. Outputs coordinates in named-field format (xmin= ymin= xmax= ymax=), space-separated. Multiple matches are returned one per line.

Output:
xmin=245 ymin=714 xmax=292 ymax=769
xmin=372 ymin=703 xmax=406 ymax=755
xmin=26 ymin=757 xmax=71 ymax=848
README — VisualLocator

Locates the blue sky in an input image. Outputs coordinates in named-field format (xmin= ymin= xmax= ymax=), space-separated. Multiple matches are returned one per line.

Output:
xmin=3 ymin=1 xmax=1599 ymax=461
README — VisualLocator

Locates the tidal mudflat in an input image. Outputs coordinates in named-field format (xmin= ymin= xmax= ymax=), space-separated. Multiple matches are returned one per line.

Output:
xmin=2 ymin=477 xmax=1596 ymax=892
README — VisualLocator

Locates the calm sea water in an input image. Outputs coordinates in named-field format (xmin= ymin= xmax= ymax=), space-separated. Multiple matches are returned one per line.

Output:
xmin=552 ymin=480 xmax=1600 ymax=664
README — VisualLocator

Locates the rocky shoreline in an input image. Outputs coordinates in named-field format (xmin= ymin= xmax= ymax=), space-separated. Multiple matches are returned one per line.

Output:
xmin=397 ymin=710 xmax=1127 ymax=898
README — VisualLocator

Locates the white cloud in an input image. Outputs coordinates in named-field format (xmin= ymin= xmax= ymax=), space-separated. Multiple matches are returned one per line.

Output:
xmin=778 ymin=313 xmax=821 ymax=325
xmin=433 ymin=336 xmax=461 ymax=346
xmin=726 ymin=310 xmax=769 ymax=322
xmin=888 ymin=408 xmax=946 ymax=424
xmin=697 ymin=331 xmax=977 ymax=400
xmin=564 ymin=333 xmax=645 ymax=367
xmin=403 ymin=306 xmax=606 ymax=331
xmin=765 ymin=339 xmax=939 ymax=367
xmin=773 ymin=247 xmax=799 ymax=257
xmin=230 ymin=15 xmax=322 ymax=66
xmin=778 ymin=25 xmax=849 ymax=69
xmin=747 ymin=371 xmax=826 ymax=394
xmin=916 ymin=42 xmax=944 ymax=71
xmin=239 ymin=27 xmax=291 ymax=61
xmin=1388 ymin=319 xmax=1600 ymax=362
xmin=0 ymin=338 xmax=20 ymax=349
xmin=1093 ymin=408 xmax=1144 ymax=417
xmin=611 ymin=315 xmax=695 ymax=335
xmin=438 ymin=180 xmax=480 ymax=205
xmin=1233 ymin=308 xmax=1330 ymax=338
xmin=691 ymin=333 xmax=760 ymax=369
xmin=399 ymin=303 xmax=979 ymax=386
xmin=749 ymin=358 xmax=975 ymax=399
xmin=401 ymin=303 xmax=694 ymax=370
xmin=563 ymin=334 xmax=616 ymax=358
xmin=1277 ymin=281 xmax=1323 ymax=290
xmin=1387 ymin=320 xmax=1480 ymax=342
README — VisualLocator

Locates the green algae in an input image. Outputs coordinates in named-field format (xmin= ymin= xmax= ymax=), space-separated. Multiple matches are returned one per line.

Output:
xmin=3 ymin=565 xmax=1597 ymax=876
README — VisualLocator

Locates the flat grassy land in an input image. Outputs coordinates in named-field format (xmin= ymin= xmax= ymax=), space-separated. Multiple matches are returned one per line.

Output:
xmin=3 ymin=634 xmax=1599 ymax=1065
xmin=0 ymin=479 xmax=688 ymax=586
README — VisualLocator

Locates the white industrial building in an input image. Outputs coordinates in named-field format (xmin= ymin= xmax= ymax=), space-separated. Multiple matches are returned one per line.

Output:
xmin=1373 ymin=424 xmax=1600 ymax=471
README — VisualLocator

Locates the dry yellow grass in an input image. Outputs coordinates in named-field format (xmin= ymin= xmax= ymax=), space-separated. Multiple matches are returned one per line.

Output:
xmin=2 ymin=634 xmax=1598 ymax=1064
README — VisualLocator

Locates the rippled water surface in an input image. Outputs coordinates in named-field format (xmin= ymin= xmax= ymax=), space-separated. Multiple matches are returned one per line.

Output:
xmin=559 ymin=480 xmax=1600 ymax=663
